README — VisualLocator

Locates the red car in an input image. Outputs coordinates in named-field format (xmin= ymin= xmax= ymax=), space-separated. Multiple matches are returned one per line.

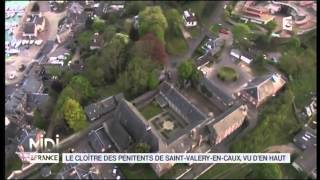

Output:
xmin=219 ymin=28 xmax=229 ymax=34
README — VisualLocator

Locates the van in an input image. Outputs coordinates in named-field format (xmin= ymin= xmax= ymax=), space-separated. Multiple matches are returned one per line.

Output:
xmin=302 ymin=136 xmax=308 ymax=141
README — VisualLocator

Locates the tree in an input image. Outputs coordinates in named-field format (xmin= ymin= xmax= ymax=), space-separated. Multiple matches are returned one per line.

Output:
xmin=138 ymin=6 xmax=168 ymax=43
xmin=250 ymin=164 xmax=283 ymax=179
xmin=117 ymin=57 xmax=150 ymax=97
xmin=265 ymin=20 xmax=277 ymax=35
xmin=133 ymin=33 xmax=168 ymax=65
xmin=69 ymin=75 xmax=95 ymax=102
xmin=33 ymin=109 xmax=46 ymax=130
xmin=51 ymin=80 xmax=63 ymax=94
xmin=287 ymin=36 xmax=300 ymax=50
xmin=165 ymin=8 xmax=183 ymax=36
xmin=63 ymin=98 xmax=88 ymax=132
xmin=31 ymin=2 xmax=40 ymax=12
xmin=232 ymin=23 xmax=251 ymax=43
xmin=178 ymin=60 xmax=194 ymax=80
xmin=92 ymin=17 xmax=106 ymax=33
xmin=133 ymin=143 xmax=151 ymax=153
xmin=125 ymin=1 xmax=150 ymax=16
xmin=147 ymin=70 xmax=159 ymax=90
xmin=77 ymin=31 xmax=93 ymax=50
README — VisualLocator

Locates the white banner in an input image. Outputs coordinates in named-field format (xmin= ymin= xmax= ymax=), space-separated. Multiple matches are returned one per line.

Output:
xmin=60 ymin=153 xmax=290 ymax=164
xmin=17 ymin=153 xmax=60 ymax=163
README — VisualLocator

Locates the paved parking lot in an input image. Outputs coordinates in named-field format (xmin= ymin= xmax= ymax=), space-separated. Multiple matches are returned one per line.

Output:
xmin=200 ymin=33 xmax=254 ymax=97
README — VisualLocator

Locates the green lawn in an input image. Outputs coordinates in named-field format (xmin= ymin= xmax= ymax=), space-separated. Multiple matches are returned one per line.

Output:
xmin=120 ymin=164 xmax=158 ymax=179
xmin=139 ymin=101 xmax=163 ymax=120
xmin=217 ymin=66 xmax=238 ymax=81
xmin=199 ymin=164 xmax=251 ymax=179
xmin=230 ymin=90 xmax=301 ymax=153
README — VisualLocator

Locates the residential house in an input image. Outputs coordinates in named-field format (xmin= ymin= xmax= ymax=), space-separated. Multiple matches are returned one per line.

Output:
xmin=198 ymin=77 xmax=234 ymax=111
xmin=33 ymin=16 xmax=46 ymax=32
xmin=5 ymin=89 xmax=28 ymax=126
xmin=230 ymin=49 xmax=254 ymax=65
xmin=90 ymin=33 xmax=104 ymax=50
xmin=183 ymin=10 xmax=197 ymax=27
xmin=46 ymin=46 xmax=71 ymax=66
xmin=16 ymin=127 xmax=45 ymax=162
xmin=238 ymin=73 xmax=286 ymax=107
xmin=23 ymin=22 xmax=37 ymax=38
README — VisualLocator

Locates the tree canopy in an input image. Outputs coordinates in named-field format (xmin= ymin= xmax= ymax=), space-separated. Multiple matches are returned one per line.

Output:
xmin=178 ymin=60 xmax=194 ymax=80
xmin=265 ymin=20 xmax=277 ymax=35
xmin=92 ymin=17 xmax=106 ymax=33
xmin=77 ymin=31 xmax=93 ymax=50
xmin=138 ymin=6 xmax=168 ymax=43
xmin=63 ymin=98 xmax=88 ymax=132
xmin=133 ymin=143 xmax=151 ymax=153
xmin=69 ymin=75 xmax=95 ymax=103
xmin=250 ymin=164 xmax=283 ymax=179
xmin=132 ymin=33 xmax=168 ymax=65
xmin=232 ymin=23 xmax=251 ymax=43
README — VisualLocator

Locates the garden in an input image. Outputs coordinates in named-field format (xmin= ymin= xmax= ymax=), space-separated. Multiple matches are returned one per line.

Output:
xmin=217 ymin=66 xmax=238 ymax=81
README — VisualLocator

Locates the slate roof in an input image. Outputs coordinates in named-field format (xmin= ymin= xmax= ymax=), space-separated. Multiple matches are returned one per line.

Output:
xmin=35 ymin=16 xmax=45 ymax=25
xmin=200 ymin=78 xmax=234 ymax=106
xmin=88 ymin=126 xmax=115 ymax=153
xmin=159 ymin=82 xmax=207 ymax=124
xmin=5 ymin=88 xmax=26 ymax=114
xmin=240 ymin=73 xmax=286 ymax=105
xmin=16 ymin=127 xmax=44 ymax=152
xmin=103 ymin=119 xmax=133 ymax=152
xmin=23 ymin=22 xmax=36 ymax=34
xmin=26 ymin=93 xmax=49 ymax=112
xmin=103 ymin=99 xmax=159 ymax=152
xmin=84 ymin=94 xmax=123 ymax=121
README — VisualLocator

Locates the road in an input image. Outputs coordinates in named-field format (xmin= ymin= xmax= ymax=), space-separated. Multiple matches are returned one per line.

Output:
xmin=167 ymin=1 xmax=229 ymax=81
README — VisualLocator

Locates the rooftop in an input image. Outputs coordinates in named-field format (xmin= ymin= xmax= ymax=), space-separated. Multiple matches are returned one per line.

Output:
xmin=23 ymin=22 xmax=36 ymax=34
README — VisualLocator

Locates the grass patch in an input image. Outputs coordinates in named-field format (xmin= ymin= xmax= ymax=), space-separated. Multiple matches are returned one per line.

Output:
xmin=139 ymin=101 xmax=163 ymax=120
xmin=217 ymin=66 xmax=238 ymax=81
xmin=5 ymin=154 xmax=22 ymax=178
xmin=120 ymin=164 xmax=158 ymax=179
xmin=199 ymin=164 xmax=252 ymax=179
xmin=230 ymin=90 xmax=301 ymax=153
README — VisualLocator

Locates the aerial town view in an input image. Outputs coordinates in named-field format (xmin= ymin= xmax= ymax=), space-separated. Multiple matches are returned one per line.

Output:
xmin=5 ymin=1 xmax=317 ymax=179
